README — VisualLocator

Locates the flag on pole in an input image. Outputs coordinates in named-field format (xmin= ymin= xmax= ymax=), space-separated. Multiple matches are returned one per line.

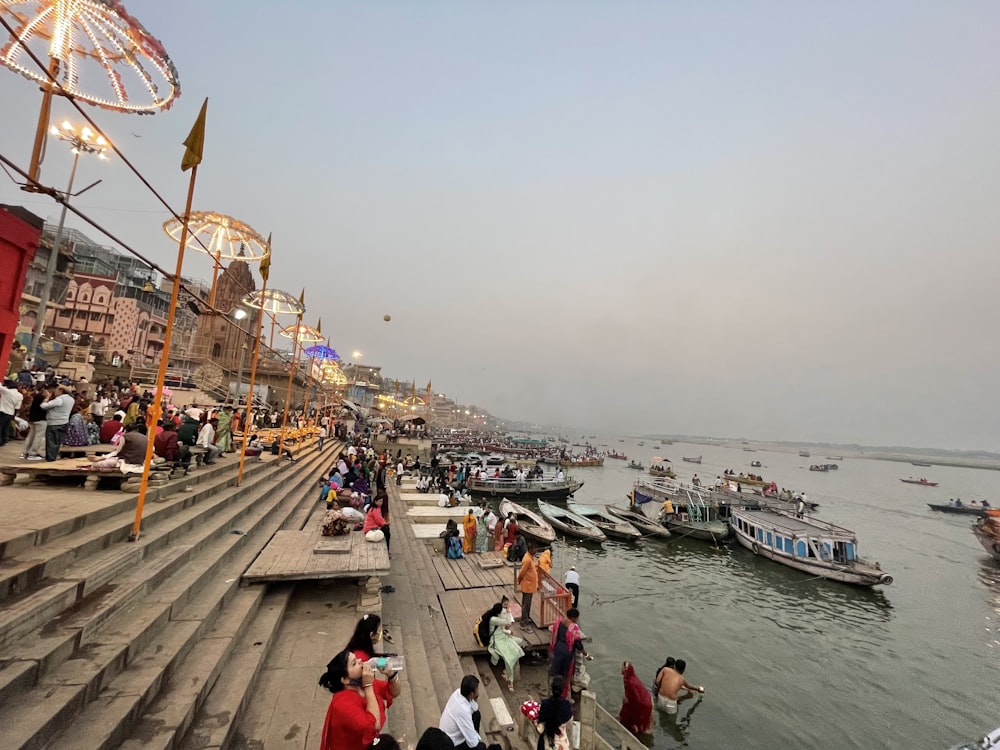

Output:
xmin=316 ymin=318 xmax=322 ymax=334
xmin=298 ymin=288 xmax=305 ymax=318
xmin=260 ymin=233 xmax=271 ymax=282
xmin=181 ymin=98 xmax=208 ymax=172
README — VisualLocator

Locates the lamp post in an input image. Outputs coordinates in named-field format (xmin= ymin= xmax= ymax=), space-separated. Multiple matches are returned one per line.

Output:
xmin=231 ymin=306 xmax=248 ymax=403
xmin=27 ymin=121 xmax=109 ymax=361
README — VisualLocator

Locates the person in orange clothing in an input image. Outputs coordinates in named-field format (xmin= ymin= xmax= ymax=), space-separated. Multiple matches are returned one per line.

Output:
xmin=516 ymin=542 xmax=538 ymax=631
xmin=462 ymin=508 xmax=477 ymax=554
xmin=537 ymin=547 xmax=552 ymax=574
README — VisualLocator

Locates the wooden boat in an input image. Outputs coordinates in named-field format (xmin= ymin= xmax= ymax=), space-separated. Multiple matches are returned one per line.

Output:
xmin=465 ymin=476 xmax=584 ymax=500
xmin=627 ymin=461 xmax=645 ymax=470
xmin=826 ymin=456 xmax=844 ymax=461
xmin=499 ymin=499 xmax=557 ymax=545
xmin=798 ymin=450 xmax=810 ymax=457
xmin=567 ymin=501 xmax=641 ymax=541
xmin=729 ymin=508 xmax=893 ymax=587
xmin=750 ymin=460 xmax=762 ymax=468
xmin=681 ymin=456 xmax=702 ymax=464
xmin=911 ymin=461 xmax=932 ymax=467
xmin=809 ymin=465 xmax=829 ymax=472
xmin=657 ymin=503 xmax=730 ymax=543
xmin=607 ymin=452 xmax=627 ymax=460
xmin=604 ymin=505 xmax=671 ymax=538
xmin=536 ymin=500 xmax=606 ymax=543
xmin=927 ymin=503 xmax=991 ymax=515
xmin=637 ymin=441 xmax=644 ymax=447
xmin=722 ymin=473 xmax=767 ymax=487
xmin=648 ymin=465 xmax=676 ymax=479
xmin=559 ymin=456 xmax=604 ymax=468
xmin=973 ymin=513 xmax=1000 ymax=561
xmin=900 ymin=478 xmax=938 ymax=487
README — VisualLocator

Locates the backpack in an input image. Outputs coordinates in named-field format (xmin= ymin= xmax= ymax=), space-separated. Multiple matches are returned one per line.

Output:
xmin=474 ymin=608 xmax=496 ymax=648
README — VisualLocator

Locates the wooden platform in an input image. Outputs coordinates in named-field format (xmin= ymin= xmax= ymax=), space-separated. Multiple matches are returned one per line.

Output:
xmin=242 ymin=508 xmax=390 ymax=583
xmin=431 ymin=552 xmax=516 ymax=590
xmin=439 ymin=586 xmax=552 ymax=655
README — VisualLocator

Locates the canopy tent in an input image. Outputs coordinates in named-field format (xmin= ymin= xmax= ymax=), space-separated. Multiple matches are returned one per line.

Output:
xmin=339 ymin=399 xmax=363 ymax=416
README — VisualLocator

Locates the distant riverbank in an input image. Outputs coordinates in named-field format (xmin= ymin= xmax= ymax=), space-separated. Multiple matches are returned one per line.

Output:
xmin=658 ymin=438 xmax=1000 ymax=472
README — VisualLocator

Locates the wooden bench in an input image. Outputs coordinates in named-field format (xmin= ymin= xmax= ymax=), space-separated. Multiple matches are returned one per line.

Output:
xmin=0 ymin=458 xmax=171 ymax=492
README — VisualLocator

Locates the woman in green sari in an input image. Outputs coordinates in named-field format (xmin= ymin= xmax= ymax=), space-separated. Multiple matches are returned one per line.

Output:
xmin=488 ymin=595 xmax=526 ymax=692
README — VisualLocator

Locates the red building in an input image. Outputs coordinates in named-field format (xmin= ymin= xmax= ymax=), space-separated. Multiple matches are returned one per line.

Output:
xmin=0 ymin=205 xmax=43 ymax=377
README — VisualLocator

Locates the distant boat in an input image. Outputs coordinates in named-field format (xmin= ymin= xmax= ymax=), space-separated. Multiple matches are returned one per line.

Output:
xmin=730 ymin=508 xmax=892 ymax=587
xmin=681 ymin=456 xmax=702 ymax=464
xmin=826 ymin=456 xmax=844 ymax=461
xmin=750 ymin=460 xmax=762 ymax=468
xmin=567 ymin=501 xmax=642 ymax=541
xmin=627 ymin=461 xmax=645 ymax=470
xmin=900 ymin=478 xmax=938 ymax=487
xmin=637 ymin=441 xmax=645 ymax=447
xmin=606 ymin=452 xmax=627 ymax=460
xmin=648 ymin=464 xmax=677 ymax=478
xmin=798 ymin=450 xmax=810 ymax=458
xmin=560 ymin=456 xmax=604 ymax=468
xmin=911 ymin=461 xmax=932 ymax=467
xmin=536 ymin=500 xmax=606 ymax=543
xmin=973 ymin=513 xmax=1000 ymax=561
xmin=743 ymin=448 xmax=756 ymax=452
xmin=927 ymin=502 xmax=990 ymax=516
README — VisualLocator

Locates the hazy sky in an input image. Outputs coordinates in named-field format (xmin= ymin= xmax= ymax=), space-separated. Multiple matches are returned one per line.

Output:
xmin=2 ymin=2 xmax=998 ymax=450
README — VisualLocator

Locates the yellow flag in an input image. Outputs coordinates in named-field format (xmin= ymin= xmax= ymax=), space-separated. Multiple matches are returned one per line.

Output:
xmin=259 ymin=233 xmax=271 ymax=282
xmin=297 ymin=288 xmax=305 ymax=319
xmin=181 ymin=99 xmax=208 ymax=172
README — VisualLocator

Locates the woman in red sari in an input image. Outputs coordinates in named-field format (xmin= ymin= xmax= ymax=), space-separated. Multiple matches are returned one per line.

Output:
xmin=318 ymin=650 xmax=381 ymax=750
xmin=547 ymin=608 xmax=590 ymax=698
xmin=618 ymin=661 xmax=652 ymax=735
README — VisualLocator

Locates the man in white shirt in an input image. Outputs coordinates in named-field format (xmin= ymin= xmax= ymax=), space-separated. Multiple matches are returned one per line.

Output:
xmin=564 ymin=566 xmax=581 ymax=609
xmin=40 ymin=384 xmax=74 ymax=461
xmin=0 ymin=379 xmax=24 ymax=447
xmin=439 ymin=675 xmax=486 ymax=750
xmin=196 ymin=418 xmax=222 ymax=464
xmin=317 ymin=425 xmax=327 ymax=451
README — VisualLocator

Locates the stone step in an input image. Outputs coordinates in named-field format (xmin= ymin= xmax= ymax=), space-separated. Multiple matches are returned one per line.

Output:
xmin=407 ymin=506 xmax=469 ymax=524
xmin=0 ymin=449 xmax=326 ymax=748
xmin=0 ymin=457 xmax=275 ymax=604
xmin=41 ymin=452 xmax=328 ymax=750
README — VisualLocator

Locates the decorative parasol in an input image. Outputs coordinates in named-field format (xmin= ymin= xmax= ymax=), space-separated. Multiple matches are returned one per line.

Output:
xmin=162 ymin=211 xmax=269 ymax=263
xmin=241 ymin=288 xmax=304 ymax=316
xmin=319 ymin=362 xmax=347 ymax=386
xmin=279 ymin=323 xmax=323 ymax=344
xmin=0 ymin=0 xmax=181 ymax=113
xmin=303 ymin=344 xmax=340 ymax=361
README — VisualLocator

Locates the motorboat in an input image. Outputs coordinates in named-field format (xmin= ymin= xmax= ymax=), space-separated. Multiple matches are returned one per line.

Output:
xmin=750 ymin=460 xmax=762 ymax=468
xmin=604 ymin=505 xmax=671 ymax=538
xmin=901 ymin=478 xmax=938 ymax=487
xmin=499 ymin=499 xmax=557 ymax=546
xmin=567 ymin=501 xmax=641 ymax=541
xmin=485 ymin=453 xmax=505 ymax=466
xmin=632 ymin=479 xmax=730 ymax=543
xmin=798 ymin=450 xmax=810 ymax=457
xmin=648 ymin=464 xmax=676 ymax=479
xmin=729 ymin=508 xmax=892 ymax=587
xmin=945 ymin=724 xmax=1000 ymax=749
xmin=560 ymin=456 xmax=605 ymax=467
xmin=681 ymin=456 xmax=702 ymax=464
xmin=606 ymin=452 xmax=627 ymax=460
xmin=465 ymin=475 xmax=584 ymax=500
xmin=536 ymin=500 xmax=606 ymax=543
xmin=627 ymin=461 xmax=645 ymax=470
xmin=722 ymin=472 xmax=767 ymax=486
xmin=928 ymin=503 xmax=991 ymax=515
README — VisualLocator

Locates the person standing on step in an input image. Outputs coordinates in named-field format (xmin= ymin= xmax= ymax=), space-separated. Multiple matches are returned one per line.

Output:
xmin=564 ymin=566 xmax=580 ymax=609
xmin=40 ymin=383 xmax=74 ymax=461
xmin=517 ymin=542 xmax=539 ymax=631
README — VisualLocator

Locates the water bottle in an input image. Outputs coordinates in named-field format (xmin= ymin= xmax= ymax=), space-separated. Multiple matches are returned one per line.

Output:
xmin=365 ymin=655 xmax=405 ymax=672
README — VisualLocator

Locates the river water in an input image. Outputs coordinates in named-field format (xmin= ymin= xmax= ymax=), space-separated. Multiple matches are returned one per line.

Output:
xmin=535 ymin=438 xmax=999 ymax=749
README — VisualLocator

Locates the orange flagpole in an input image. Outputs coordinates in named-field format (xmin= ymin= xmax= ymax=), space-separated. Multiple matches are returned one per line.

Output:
xmin=130 ymin=99 xmax=207 ymax=541
xmin=277 ymin=325 xmax=300 ymax=457
xmin=237 ymin=239 xmax=270 ymax=485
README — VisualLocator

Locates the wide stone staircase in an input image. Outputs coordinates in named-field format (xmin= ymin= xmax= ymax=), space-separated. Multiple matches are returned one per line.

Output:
xmin=0 ymin=441 xmax=336 ymax=750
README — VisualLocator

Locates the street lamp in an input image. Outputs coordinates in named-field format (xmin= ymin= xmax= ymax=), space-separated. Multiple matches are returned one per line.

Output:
xmin=26 ymin=121 xmax=110 ymax=361
xmin=231 ymin=306 xmax=249 ymax=403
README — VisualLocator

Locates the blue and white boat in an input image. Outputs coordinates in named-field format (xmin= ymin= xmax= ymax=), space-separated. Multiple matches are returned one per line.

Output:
xmin=729 ymin=508 xmax=893 ymax=587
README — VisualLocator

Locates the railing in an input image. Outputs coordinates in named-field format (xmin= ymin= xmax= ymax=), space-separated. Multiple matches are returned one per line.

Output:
xmin=536 ymin=570 xmax=572 ymax=628
xmin=467 ymin=476 xmax=580 ymax=492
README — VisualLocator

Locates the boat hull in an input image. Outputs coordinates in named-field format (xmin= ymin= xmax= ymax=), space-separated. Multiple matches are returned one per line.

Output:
xmin=973 ymin=526 xmax=1000 ymax=561
xmin=567 ymin=502 xmax=641 ymax=541
xmin=927 ymin=503 xmax=989 ymax=515
xmin=661 ymin=518 xmax=730 ymax=542
xmin=605 ymin=506 xmax=671 ymax=538
xmin=536 ymin=500 xmax=606 ymax=543
xmin=466 ymin=479 xmax=584 ymax=500
xmin=900 ymin=479 xmax=938 ymax=487
xmin=499 ymin=499 xmax=557 ymax=545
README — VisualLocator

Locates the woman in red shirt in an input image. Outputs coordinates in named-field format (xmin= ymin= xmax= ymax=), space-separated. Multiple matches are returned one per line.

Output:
xmin=318 ymin=650 xmax=381 ymax=750
xmin=362 ymin=497 xmax=391 ymax=553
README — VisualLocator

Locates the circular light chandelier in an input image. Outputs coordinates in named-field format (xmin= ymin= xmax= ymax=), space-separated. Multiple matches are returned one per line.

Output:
xmin=279 ymin=323 xmax=323 ymax=344
xmin=0 ymin=0 xmax=180 ymax=113
xmin=240 ymin=289 xmax=304 ymax=316
xmin=163 ymin=211 xmax=269 ymax=262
